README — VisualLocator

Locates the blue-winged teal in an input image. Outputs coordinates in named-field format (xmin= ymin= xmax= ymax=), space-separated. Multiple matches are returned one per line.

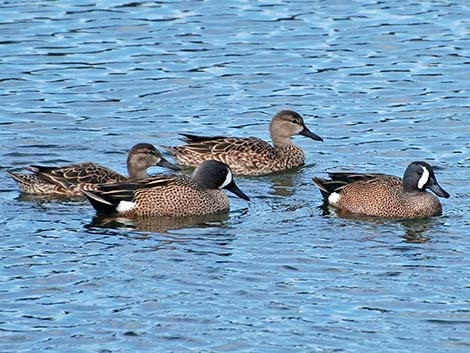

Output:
xmin=312 ymin=161 xmax=450 ymax=218
xmin=83 ymin=160 xmax=250 ymax=217
xmin=8 ymin=143 xmax=179 ymax=196
xmin=163 ymin=110 xmax=323 ymax=176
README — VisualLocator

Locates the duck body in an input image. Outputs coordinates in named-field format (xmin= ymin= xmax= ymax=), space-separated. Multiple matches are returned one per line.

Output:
xmin=85 ymin=176 xmax=230 ymax=217
xmin=169 ymin=134 xmax=306 ymax=176
xmin=8 ymin=143 xmax=179 ymax=196
xmin=83 ymin=160 xmax=250 ymax=217
xmin=164 ymin=110 xmax=322 ymax=176
xmin=9 ymin=163 xmax=126 ymax=196
xmin=313 ymin=161 xmax=450 ymax=219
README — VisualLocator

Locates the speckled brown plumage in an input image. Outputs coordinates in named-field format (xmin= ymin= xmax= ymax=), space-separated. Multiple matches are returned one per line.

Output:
xmin=8 ymin=143 xmax=179 ymax=196
xmin=163 ymin=110 xmax=323 ymax=176
xmin=83 ymin=160 xmax=250 ymax=217
xmin=112 ymin=176 xmax=230 ymax=217
xmin=167 ymin=138 xmax=306 ymax=176
xmin=312 ymin=162 xmax=450 ymax=219
xmin=7 ymin=173 xmax=68 ymax=195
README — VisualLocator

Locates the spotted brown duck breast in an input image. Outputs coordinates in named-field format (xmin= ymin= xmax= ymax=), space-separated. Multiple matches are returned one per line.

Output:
xmin=312 ymin=161 xmax=450 ymax=219
xmin=8 ymin=143 xmax=179 ymax=196
xmin=163 ymin=110 xmax=323 ymax=176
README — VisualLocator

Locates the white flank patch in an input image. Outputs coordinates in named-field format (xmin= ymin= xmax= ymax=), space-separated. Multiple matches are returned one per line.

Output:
xmin=220 ymin=170 xmax=233 ymax=189
xmin=116 ymin=201 xmax=136 ymax=213
xmin=417 ymin=166 xmax=430 ymax=190
xmin=328 ymin=192 xmax=341 ymax=206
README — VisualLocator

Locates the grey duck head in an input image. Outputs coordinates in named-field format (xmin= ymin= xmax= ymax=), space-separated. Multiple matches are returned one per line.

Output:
xmin=402 ymin=161 xmax=449 ymax=198
xmin=192 ymin=160 xmax=250 ymax=201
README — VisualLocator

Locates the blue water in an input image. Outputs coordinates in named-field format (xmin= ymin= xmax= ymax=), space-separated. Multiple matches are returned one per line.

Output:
xmin=1 ymin=1 xmax=470 ymax=352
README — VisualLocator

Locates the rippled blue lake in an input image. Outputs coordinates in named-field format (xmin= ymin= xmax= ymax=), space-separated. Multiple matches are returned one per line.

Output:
xmin=1 ymin=1 xmax=470 ymax=352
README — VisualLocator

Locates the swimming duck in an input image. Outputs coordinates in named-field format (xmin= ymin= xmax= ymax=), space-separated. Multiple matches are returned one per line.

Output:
xmin=312 ymin=161 xmax=450 ymax=218
xmin=8 ymin=143 xmax=179 ymax=196
xmin=163 ymin=110 xmax=323 ymax=176
xmin=83 ymin=160 xmax=250 ymax=217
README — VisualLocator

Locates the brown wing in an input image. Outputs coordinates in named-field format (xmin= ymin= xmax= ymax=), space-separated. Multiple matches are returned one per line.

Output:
xmin=8 ymin=171 xmax=66 ymax=194
xmin=29 ymin=163 xmax=126 ymax=189
xmin=166 ymin=136 xmax=276 ymax=168
xmin=335 ymin=174 xmax=403 ymax=205
xmin=328 ymin=172 xmax=399 ymax=183
xmin=315 ymin=172 xmax=402 ymax=195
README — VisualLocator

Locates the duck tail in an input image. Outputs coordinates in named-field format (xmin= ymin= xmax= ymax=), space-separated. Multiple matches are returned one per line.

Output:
xmin=312 ymin=177 xmax=333 ymax=201
xmin=82 ymin=190 xmax=117 ymax=214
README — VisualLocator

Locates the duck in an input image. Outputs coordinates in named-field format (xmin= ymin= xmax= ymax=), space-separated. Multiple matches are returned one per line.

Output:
xmin=8 ymin=143 xmax=179 ymax=196
xmin=312 ymin=161 xmax=450 ymax=218
xmin=163 ymin=110 xmax=323 ymax=176
xmin=82 ymin=160 xmax=250 ymax=217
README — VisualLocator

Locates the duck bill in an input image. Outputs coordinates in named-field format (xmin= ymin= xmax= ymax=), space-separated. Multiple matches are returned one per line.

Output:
xmin=224 ymin=180 xmax=250 ymax=201
xmin=299 ymin=126 xmax=323 ymax=141
xmin=428 ymin=178 xmax=450 ymax=198
xmin=157 ymin=157 xmax=181 ymax=171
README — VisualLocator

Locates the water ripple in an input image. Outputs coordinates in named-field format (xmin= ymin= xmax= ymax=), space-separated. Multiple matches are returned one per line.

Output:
xmin=1 ymin=0 xmax=470 ymax=352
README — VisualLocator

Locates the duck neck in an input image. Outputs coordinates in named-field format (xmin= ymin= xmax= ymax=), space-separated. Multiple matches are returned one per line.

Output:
xmin=403 ymin=183 xmax=422 ymax=194
xmin=402 ymin=174 xmax=423 ymax=194
xmin=271 ymin=133 xmax=293 ymax=148
xmin=127 ymin=157 xmax=148 ymax=179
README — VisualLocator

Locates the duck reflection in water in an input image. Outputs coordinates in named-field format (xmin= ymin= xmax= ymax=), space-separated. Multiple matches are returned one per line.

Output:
xmin=86 ymin=212 xmax=230 ymax=234
xmin=317 ymin=204 xmax=436 ymax=243
xmin=265 ymin=165 xmax=306 ymax=198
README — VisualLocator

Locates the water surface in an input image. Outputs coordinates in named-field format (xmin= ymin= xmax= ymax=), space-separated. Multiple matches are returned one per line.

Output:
xmin=1 ymin=1 xmax=469 ymax=352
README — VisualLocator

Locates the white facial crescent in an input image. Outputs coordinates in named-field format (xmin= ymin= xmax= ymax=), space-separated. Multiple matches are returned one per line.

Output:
xmin=220 ymin=170 xmax=233 ymax=189
xmin=417 ymin=166 xmax=430 ymax=190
